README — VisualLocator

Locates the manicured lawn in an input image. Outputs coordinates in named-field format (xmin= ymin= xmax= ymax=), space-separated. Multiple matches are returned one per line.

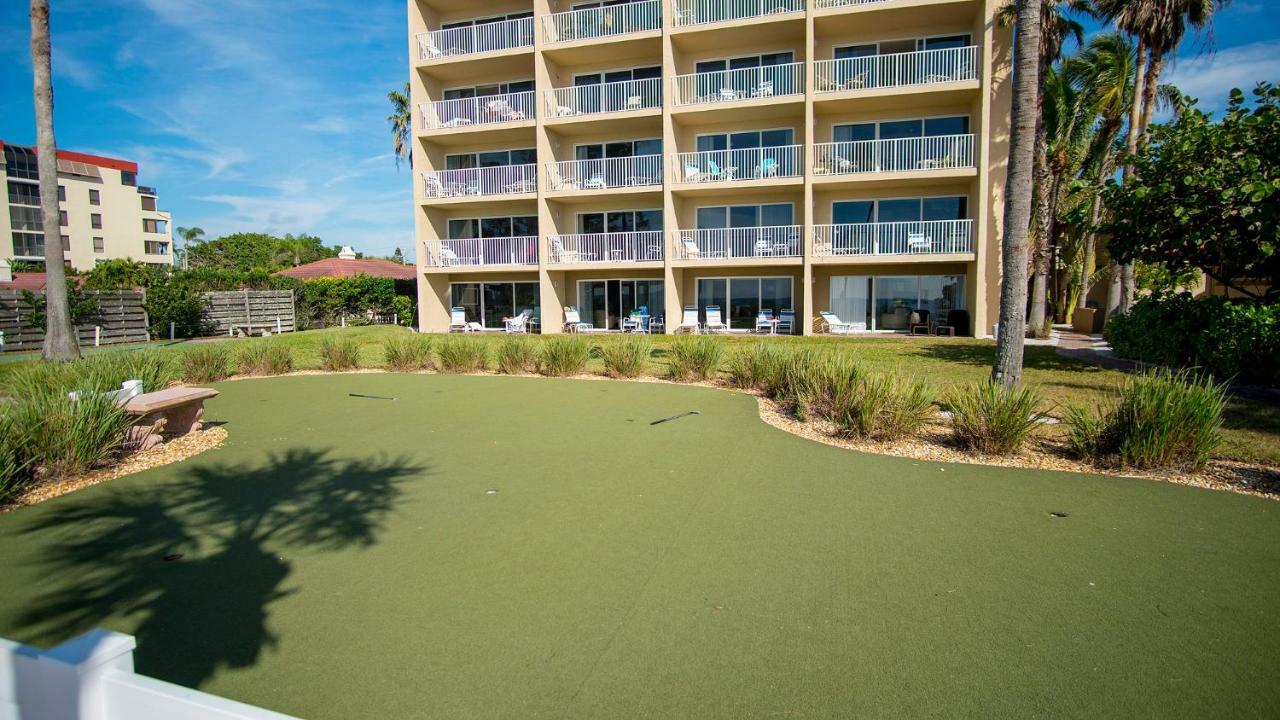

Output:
xmin=0 ymin=374 xmax=1276 ymax=718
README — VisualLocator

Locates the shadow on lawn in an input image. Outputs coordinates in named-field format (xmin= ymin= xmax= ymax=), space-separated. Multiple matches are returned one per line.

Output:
xmin=914 ymin=342 xmax=1106 ymax=373
xmin=20 ymin=448 xmax=426 ymax=690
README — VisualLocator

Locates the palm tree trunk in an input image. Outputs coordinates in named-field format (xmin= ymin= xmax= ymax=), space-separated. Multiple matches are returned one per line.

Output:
xmin=30 ymin=0 xmax=78 ymax=361
xmin=1027 ymin=62 xmax=1052 ymax=337
xmin=1117 ymin=40 xmax=1149 ymax=314
xmin=1077 ymin=192 xmax=1101 ymax=310
xmin=992 ymin=0 xmax=1042 ymax=387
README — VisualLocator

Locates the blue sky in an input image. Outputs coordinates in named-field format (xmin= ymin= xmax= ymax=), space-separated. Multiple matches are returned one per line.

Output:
xmin=0 ymin=1 xmax=1276 ymax=262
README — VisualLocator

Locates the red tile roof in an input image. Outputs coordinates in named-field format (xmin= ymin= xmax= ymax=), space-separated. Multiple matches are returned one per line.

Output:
xmin=0 ymin=140 xmax=139 ymax=174
xmin=272 ymin=258 xmax=416 ymax=281
xmin=0 ymin=273 xmax=51 ymax=291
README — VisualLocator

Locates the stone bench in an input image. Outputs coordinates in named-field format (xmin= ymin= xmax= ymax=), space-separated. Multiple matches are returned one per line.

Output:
xmin=123 ymin=388 xmax=219 ymax=451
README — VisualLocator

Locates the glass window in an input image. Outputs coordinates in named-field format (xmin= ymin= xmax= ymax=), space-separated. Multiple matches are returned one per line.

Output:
xmin=923 ymin=35 xmax=971 ymax=50
xmin=696 ymin=206 xmax=727 ymax=229
xmin=89 ymin=189 xmax=100 ymax=205
xmin=878 ymin=199 xmax=921 ymax=223
xmin=480 ymin=217 xmax=512 ymax=238
xmin=451 ymin=283 xmax=482 ymax=323
xmin=448 ymin=219 xmax=479 ymax=239
xmin=830 ymin=276 xmax=871 ymax=328
xmin=141 ymin=196 xmax=157 ymax=211
xmin=834 ymin=44 xmax=876 ymax=59
xmin=57 ymin=185 xmax=65 ymax=201
xmin=59 ymin=210 xmax=68 ymax=226
xmin=511 ymin=216 xmax=538 ymax=236
xmin=7 ymin=181 xmax=40 ymax=205
xmin=729 ymin=205 xmax=758 ymax=228
xmin=696 ymin=278 xmax=726 ymax=324
xmin=93 ymin=237 xmax=105 ymax=252
xmin=4 ymin=146 xmax=39 ymax=180
xmin=10 ymin=206 xmax=42 ymax=231
xmin=729 ymin=278 xmax=760 ymax=328
xmin=514 ymin=282 xmax=539 ymax=323
xmin=880 ymin=120 xmax=922 ymax=139
xmin=833 ymin=201 xmax=874 ymax=224
xmin=922 ymin=196 xmax=968 ymax=220
xmin=874 ymin=276 xmax=918 ymax=331
xmin=761 ymin=278 xmax=792 ymax=317
xmin=760 ymin=203 xmax=793 ymax=226
xmin=120 ymin=171 xmax=136 ymax=186
xmin=834 ymin=124 xmax=875 ymax=143
xmin=634 ymin=209 xmax=662 ymax=231
xmin=925 ymin=116 xmax=969 ymax=136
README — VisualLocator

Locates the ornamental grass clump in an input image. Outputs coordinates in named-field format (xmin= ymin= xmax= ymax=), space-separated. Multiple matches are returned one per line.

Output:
xmin=317 ymin=336 xmax=361 ymax=371
xmin=0 ymin=411 xmax=29 ymax=505
xmin=727 ymin=343 xmax=786 ymax=389
xmin=181 ymin=344 xmax=234 ymax=383
xmin=598 ymin=336 xmax=653 ymax=378
xmin=237 ymin=342 xmax=295 ymax=376
xmin=665 ymin=336 xmax=725 ymax=382
xmin=1 ymin=350 xmax=176 ymax=399
xmin=832 ymin=373 xmax=934 ymax=440
xmin=383 ymin=334 xmax=433 ymax=372
xmin=1066 ymin=368 xmax=1226 ymax=470
xmin=538 ymin=336 xmax=591 ymax=377
xmin=946 ymin=380 xmax=1048 ymax=455
xmin=495 ymin=337 xmax=538 ymax=374
xmin=435 ymin=336 xmax=489 ymax=373
xmin=6 ymin=390 xmax=135 ymax=481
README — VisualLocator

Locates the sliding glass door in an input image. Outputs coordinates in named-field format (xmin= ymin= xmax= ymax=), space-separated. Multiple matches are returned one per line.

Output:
xmin=828 ymin=275 xmax=966 ymax=331
xmin=577 ymin=279 xmax=664 ymax=329
xmin=696 ymin=277 xmax=794 ymax=330
xmin=451 ymin=281 xmax=540 ymax=329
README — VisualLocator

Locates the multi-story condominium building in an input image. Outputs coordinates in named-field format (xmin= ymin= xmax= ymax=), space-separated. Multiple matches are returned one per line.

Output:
xmin=1 ymin=140 xmax=174 ymax=272
xmin=408 ymin=0 xmax=1010 ymax=335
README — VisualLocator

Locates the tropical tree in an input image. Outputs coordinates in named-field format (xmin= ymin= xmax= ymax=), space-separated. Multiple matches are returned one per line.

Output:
xmin=175 ymin=225 xmax=205 ymax=270
xmin=992 ymin=0 xmax=1043 ymax=386
xmin=29 ymin=0 xmax=77 ymax=361
xmin=388 ymin=82 xmax=412 ymax=169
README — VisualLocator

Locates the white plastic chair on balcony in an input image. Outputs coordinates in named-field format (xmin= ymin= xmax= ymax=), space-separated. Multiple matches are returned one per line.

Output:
xmin=704 ymin=306 xmax=732 ymax=334
xmin=547 ymin=166 xmax=580 ymax=191
xmin=751 ymin=80 xmax=774 ymax=98
xmin=683 ymin=163 xmax=704 ymax=183
xmin=556 ymin=104 xmax=580 ymax=117
xmin=425 ymin=175 xmax=458 ymax=198
xmin=582 ymin=172 xmax=607 ymax=190
xmin=673 ymin=306 xmax=701 ymax=334
xmin=563 ymin=307 xmax=594 ymax=333
xmin=421 ymin=35 xmax=461 ymax=59
xmin=753 ymin=239 xmax=772 ymax=256
xmin=680 ymin=235 xmax=726 ymax=259
xmin=550 ymin=236 xmax=584 ymax=263
xmin=450 ymin=307 xmax=483 ymax=333
xmin=625 ymin=95 xmax=643 ymax=110
xmin=718 ymin=88 xmax=741 ymax=102
xmin=907 ymin=232 xmax=932 ymax=251
xmin=754 ymin=157 xmax=779 ymax=178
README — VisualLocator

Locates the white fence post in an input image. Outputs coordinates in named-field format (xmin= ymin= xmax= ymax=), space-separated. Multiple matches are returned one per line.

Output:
xmin=94 ymin=326 xmax=101 ymax=347
xmin=169 ymin=322 xmax=175 ymax=340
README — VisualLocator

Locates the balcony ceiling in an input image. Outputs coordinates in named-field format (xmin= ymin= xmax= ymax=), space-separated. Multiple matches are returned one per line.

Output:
xmin=542 ymin=34 xmax=662 ymax=67
xmin=416 ymin=52 xmax=533 ymax=82
xmin=671 ymin=98 xmax=806 ymax=127
xmin=543 ymin=112 xmax=662 ymax=138
xmin=670 ymin=17 xmax=805 ymax=52
xmin=814 ymin=0 xmax=980 ymax=38
xmin=813 ymin=83 xmax=980 ymax=116
xmin=421 ymin=123 xmax=538 ymax=148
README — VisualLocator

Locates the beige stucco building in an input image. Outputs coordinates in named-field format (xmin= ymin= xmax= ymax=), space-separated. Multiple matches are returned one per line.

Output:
xmin=1 ymin=141 xmax=174 ymax=272
xmin=408 ymin=0 xmax=1011 ymax=335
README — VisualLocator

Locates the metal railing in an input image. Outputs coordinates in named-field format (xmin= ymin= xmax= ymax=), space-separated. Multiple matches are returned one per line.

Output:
xmin=546 ymin=77 xmax=662 ymax=118
xmin=673 ymin=62 xmax=804 ymax=106
xmin=545 ymin=155 xmax=663 ymax=191
xmin=672 ymin=226 xmax=803 ymax=259
xmin=673 ymin=145 xmax=803 ymax=183
xmin=815 ymin=46 xmax=980 ymax=93
xmin=416 ymin=17 xmax=534 ymax=60
xmin=813 ymin=219 xmax=973 ymax=256
xmin=814 ymin=0 xmax=893 ymax=7
xmin=547 ymin=231 xmax=665 ymax=263
xmin=542 ymin=0 xmax=661 ymax=43
xmin=424 ymin=237 xmax=539 ymax=267
xmin=419 ymin=91 xmax=535 ymax=130
xmin=673 ymin=0 xmax=805 ymax=27
xmin=422 ymin=165 xmax=537 ymax=198
xmin=812 ymin=134 xmax=975 ymax=175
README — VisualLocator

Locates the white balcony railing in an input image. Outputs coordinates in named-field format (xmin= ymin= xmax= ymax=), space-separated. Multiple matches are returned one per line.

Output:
xmin=548 ymin=231 xmax=665 ymax=264
xmin=673 ymin=145 xmax=803 ymax=184
xmin=815 ymin=46 xmax=980 ymax=93
xmin=542 ymin=0 xmax=661 ymax=43
xmin=545 ymin=78 xmax=662 ymax=118
xmin=672 ymin=226 xmax=803 ymax=260
xmin=673 ymin=62 xmax=804 ymax=106
xmin=545 ymin=155 xmax=663 ymax=191
xmin=814 ymin=0 xmax=893 ymax=8
xmin=813 ymin=219 xmax=974 ymax=257
xmin=673 ymin=0 xmax=805 ymax=27
xmin=419 ymin=92 xmax=535 ymax=130
xmin=812 ymin=134 xmax=975 ymax=175
xmin=416 ymin=17 xmax=534 ymax=60
xmin=422 ymin=165 xmax=537 ymax=198
xmin=425 ymin=237 xmax=539 ymax=267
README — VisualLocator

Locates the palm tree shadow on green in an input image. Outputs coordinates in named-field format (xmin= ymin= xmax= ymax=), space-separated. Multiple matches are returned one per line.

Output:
xmin=18 ymin=448 xmax=427 ymax=690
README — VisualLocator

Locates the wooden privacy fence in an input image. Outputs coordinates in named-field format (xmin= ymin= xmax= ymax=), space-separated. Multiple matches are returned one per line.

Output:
xmin=201 ymin=290 xmax=296 ymax=336
xmin=0 ymin=289 xmax=149 ymax=352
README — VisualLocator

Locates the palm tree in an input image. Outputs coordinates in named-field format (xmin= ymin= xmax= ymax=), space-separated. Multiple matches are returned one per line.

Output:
xmin=175 ymin=226 xmax=204 ymax=270
xmin=388 ymin=82 xmax=412 ymax=169
xmin=30 ymin=0 xmax=77 ymax=361
xmin=1040 ymin=64 xmax=1095 ymax=320
xmin=992 ymin=0 xmax=1044 ymax=387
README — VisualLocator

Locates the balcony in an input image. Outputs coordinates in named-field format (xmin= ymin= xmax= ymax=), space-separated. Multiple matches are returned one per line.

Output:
xmin=545 ymin=78 xmax=662 ymax=119
xmin=547 ymin=231 xmax=665 ymax=264
xmin=416 ymin=18 xmax=534 ymax=61
xmin=424 ymin=237 xmax=539 ymax=268
xmin=673 ymin=63 xmax=804 ymax=108
xmin=419 ymin=92 xmax=535 ymax=131
xmin=672 ymin=226 xmax=803 ymax=260
xmin=545 ymin=155 xmax=663 ymax=192
xmin=542 ymin=0 xmax=661 ymax=44
xmin=673 ymin=146 xmax=803 ymax=185
xmin=812 ymin=135 xmax=975 ymax=176
xmin=137 ymin=186 xmax=157 ymax=196
xmin=813 ymin=219 xmax=974 ymax=257
xmin=673 ymin=0 xmax=805 ymax=27
xmin=815 ymin=47 xmax=980 ymax=94
xmin=422 ymin=165 xmax=537 ymax=199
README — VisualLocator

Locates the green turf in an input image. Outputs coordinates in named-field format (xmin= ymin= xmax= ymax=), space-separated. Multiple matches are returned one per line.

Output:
xmin=0 ymin=374 xmax=1277 ymax=718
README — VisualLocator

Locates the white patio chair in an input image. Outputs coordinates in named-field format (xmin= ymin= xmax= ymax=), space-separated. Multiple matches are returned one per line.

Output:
xmin=673 ymin=306 xmax=700 ymax=334
xmin=683 ymin=163 xmax=704 ymax=183
xmin=625 ymin=95 xmax=643 ymax=110
xmin=818 ymin=311 xmax=863 ymax=335
xmin=504 ymin=309 xmax=531 ymax=333
xmin=440 ymin=117 xmax=472 ymax=128
xmin=775 ymin=309 xmax=796 ymax=335
xmin=751 ymin=80 xmax=774 ymax=98
xmin=548 ymin=166 xmax=580 ymax=191
xmin=753 ymin=239 xmax=772 ymax=256
xmin=754 ymin=310 xmax=774 ymax=334
xmin=680 ymin=235 xmax=726 ymax=259
xmin=718 ymin=88 xmax=740 ymax=102
xmin=563 ymin=307 xmax=594 ymax=333
xmin=450 ymin=307 xmax=483 ymax=333
xmin=582 ymin=172 xmax=607 ymax=190
xmin=550 ymin=236 xmax=584 ymax=263
xmin=907 ymin=232 xmax=932 ymax=252
xmin=704 ymin=306 xmax=731 ymax=334
xmin=439 ymin=245 xmax=464 ymax=266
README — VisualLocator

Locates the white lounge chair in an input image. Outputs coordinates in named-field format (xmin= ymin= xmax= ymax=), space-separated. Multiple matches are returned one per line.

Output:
xmin=550 ymin=236 xmax=584 ymax=263
xmin=504 ymin=309 xmax=531 ymax=333
xmin=680 ymin=236 xmax=726 ymax=260
xmin=704 ymin=306 xmax=731 ymax=334
xmin=683 ymin=163 xmax=704 ymax=183
xmin=582 ymin=172 xmax=607 ymax=190
xmin=450 ymin=307 xmax=482 ymax=333
xmin=548 ymin=166 xmax=580 ymax=191
xmin=754 ymin=310 xmax=775 ymax=334
xmin=673 ymin=306 xmax=701 ymax=334
xmin=819 ymin=311 xmax=863 ymax=335
xmin=439 ymin=245 xmax=464 ymax=266
xmin=775 ymin=309 xmax=795 ymax=335
xmin=563 ymin=307 xmax=594 ymax=333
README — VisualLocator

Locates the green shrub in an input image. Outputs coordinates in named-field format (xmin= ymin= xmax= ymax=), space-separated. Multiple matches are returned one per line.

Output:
xmin=1 ymin=350 xmax=176 ymax=399
xmin=317 ymin=336 xmax=361 ymax=371
xmin=598 ymin=336 xmax=653 ymax=378
xmin=832 ymin=373 xmax=934 ymax=440
xmin=0 ymin=412 xmax=30 ymax=505
xmin=143 ymin=279 xmax=208 ymax=338
xmin=495 ymin=337 xmax=538 ymax=374
xmin=1066 ymin=369 xmax=1226 ymax=470
xmin=237 ymin=342 xmax=295 ymax=376
xmin=666 ymin=336 xmax=725 ymax=381
xmin=538 ymin=336 xmax=591 ymax=377
xmin=383 ymin=334 xmax=433 ymax=372
xmin=436 ymin=337 xmax=488 ymax=373
xmin=7 ymin=391 xmax=135 ymax=480
xmin=946 ymin=380 xmax=1048 ymax=455
xmin=181 ymin=344 xmax=234 ymax=383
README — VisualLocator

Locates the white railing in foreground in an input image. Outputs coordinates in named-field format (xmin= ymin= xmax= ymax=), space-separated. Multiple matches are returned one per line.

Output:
xmin=545 ymin=77 xmax=662 ymax=118
xmin=673 ymin=145 xmax=803 ymax=183
xmin=813 ymin=219 xmax=974 ymax=256
xmin=812 ymin=134 xmax=975 ymax=175
xmin=542 ymin=0 xmax=661 ymax=43
xmin=416 ymin=17 xmax=534 ymax=60
xmin=814 ymin=46 xmax=980 ymax=93
xmin=672 ymin=227 xmax=803 ymax=259
xmin=425 ymin=237 xmax=539 ymax=267
xmin=422 ymin=165 xmax=537 ymax=198
xmin=673 ymin=62 xmax=804 ymax=106
xmin=673 ymin=0 xmax=805 ymax=26
xmin=545 ymin=155 xmax=663 ymax=191
xmin=548 ymin=231 xmax=665 ymax=263
xmin=419 ymin=91 xmax=535 ymax=130
xmin=1 ymin=629 xmax=300 ymax=720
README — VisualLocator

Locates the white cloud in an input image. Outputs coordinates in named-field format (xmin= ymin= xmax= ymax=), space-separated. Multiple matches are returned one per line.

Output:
xmin=1165 ymin=41 xmax=1280 ymax=111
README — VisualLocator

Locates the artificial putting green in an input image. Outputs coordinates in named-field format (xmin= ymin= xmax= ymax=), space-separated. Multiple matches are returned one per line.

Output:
xmin=0 ymin=374 xmax=1277 ymax=719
